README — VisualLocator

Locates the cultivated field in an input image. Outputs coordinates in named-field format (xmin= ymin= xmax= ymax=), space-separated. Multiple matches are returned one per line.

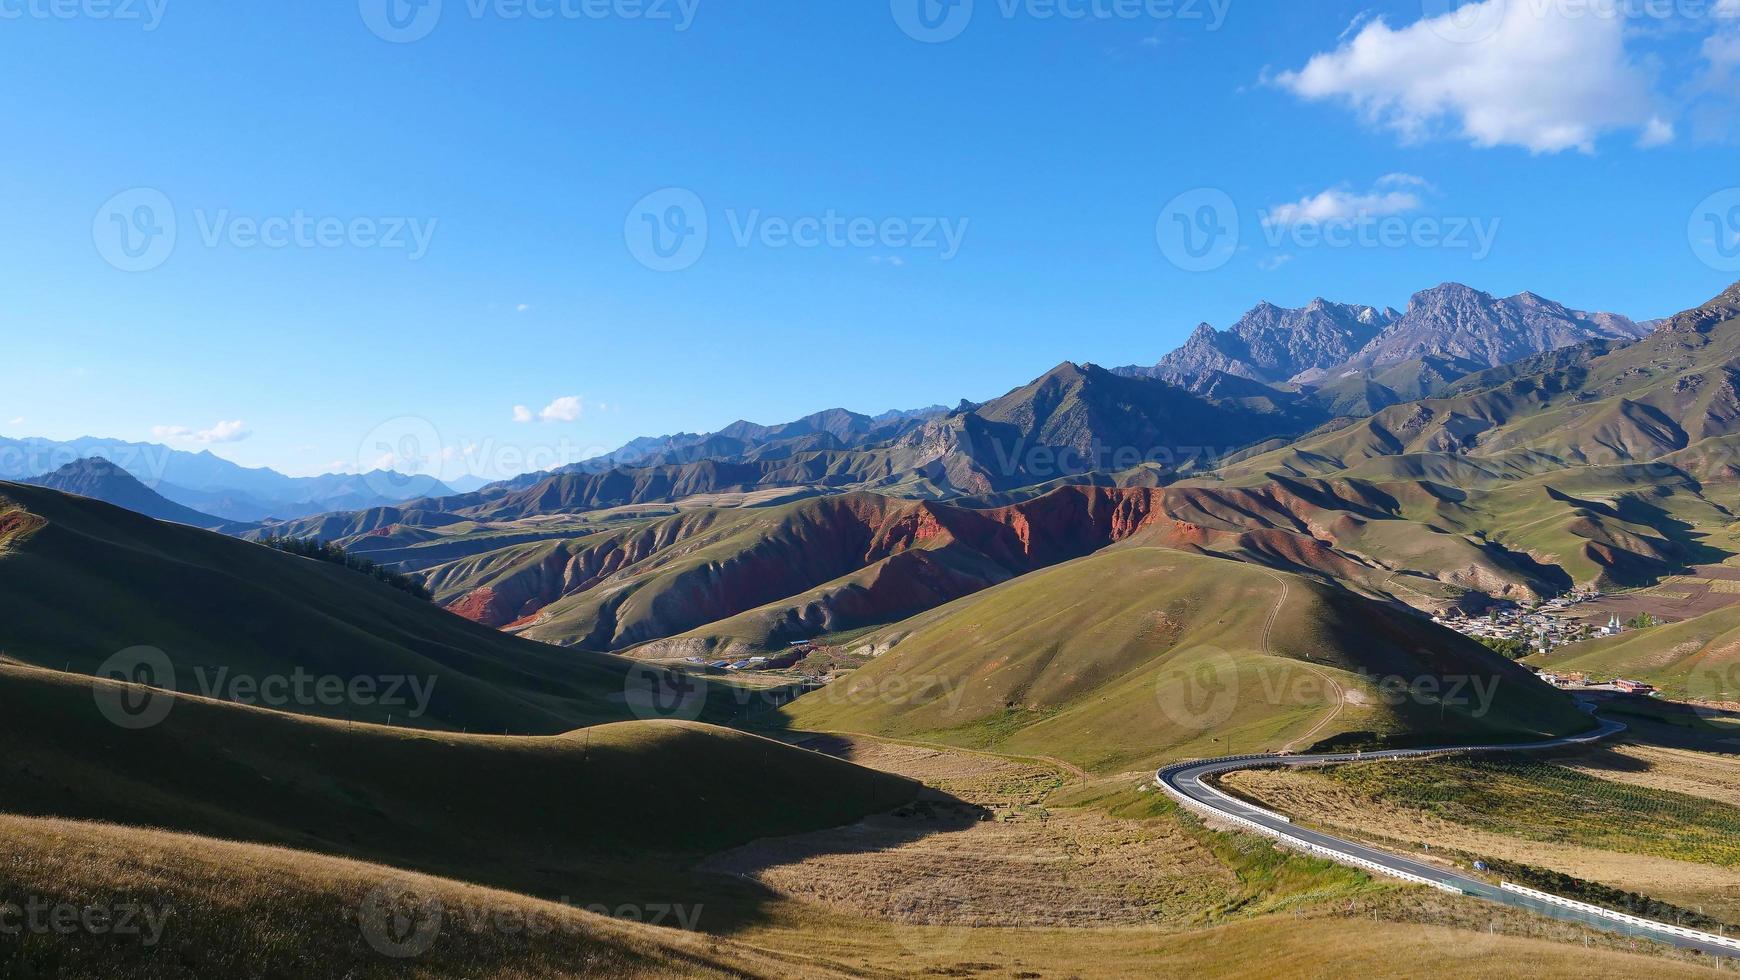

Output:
xmin=1223 ymin=734 xmax=1740 ymax=926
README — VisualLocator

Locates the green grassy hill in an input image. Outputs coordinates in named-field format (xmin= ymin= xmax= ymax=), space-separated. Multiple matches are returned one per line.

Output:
xmin=0 ymin=482 xmax=767 ymax=733
xmin=779 ymin=546 xmax=1590 ymax=771
xmin=0 ymin=662 xmax=917 ymax=899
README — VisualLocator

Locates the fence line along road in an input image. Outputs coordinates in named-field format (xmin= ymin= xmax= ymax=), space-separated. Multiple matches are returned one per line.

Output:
xmin=1155 ymin=716 xmax=1740 ymax=960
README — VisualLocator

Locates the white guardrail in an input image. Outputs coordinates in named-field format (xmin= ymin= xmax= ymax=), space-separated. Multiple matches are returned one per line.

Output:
xmin=1157 ymin=778 xmax=1464 ymax=896
xmin=1499 ymin=882 xmax=1740 ymax=951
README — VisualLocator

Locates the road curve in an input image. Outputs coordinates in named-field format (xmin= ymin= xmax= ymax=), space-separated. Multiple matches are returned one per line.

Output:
xmin=1156 ymin=716 xmax=1740 ymax=959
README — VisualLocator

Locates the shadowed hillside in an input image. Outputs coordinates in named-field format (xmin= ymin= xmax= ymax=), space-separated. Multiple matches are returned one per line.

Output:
xmin=0 ymin=482 xmax=768 ymax=733
xmin=0 ymin=662 xmax=918 ymax=901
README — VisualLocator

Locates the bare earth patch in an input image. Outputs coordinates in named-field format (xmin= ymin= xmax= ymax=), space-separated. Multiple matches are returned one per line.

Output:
xmin=701 ymin=802 xmax=1238 ymax=928
xmin=1557 ymin=741 xmax=1740 ymax=808
xmin=787 ymin=733 xmax=1064 ymax=806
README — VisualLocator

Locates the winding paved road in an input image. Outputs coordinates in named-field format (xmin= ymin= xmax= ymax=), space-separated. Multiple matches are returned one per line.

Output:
xmin=1156 ymin=716 xmax=1740 ymax=959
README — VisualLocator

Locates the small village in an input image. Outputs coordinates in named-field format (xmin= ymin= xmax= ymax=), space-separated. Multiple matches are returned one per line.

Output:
xmin=1431 ymin=588 xmax=1657 ymax=695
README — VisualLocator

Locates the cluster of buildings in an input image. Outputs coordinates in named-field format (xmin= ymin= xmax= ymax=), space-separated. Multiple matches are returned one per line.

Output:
xmin=1430 ymin=588 xmax=1609 ymax=655
xmin=1427 ymin=589 xmax=1658 ymax=696
xmin=688 ymin=640 xmax=818 ymax=673
xmin=1533 ymin=671 xmax=1657 ymax=695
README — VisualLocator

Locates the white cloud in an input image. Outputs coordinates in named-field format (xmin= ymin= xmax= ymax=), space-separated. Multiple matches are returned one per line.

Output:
xmin=1376 ymin=172 xmax=1432 ymax=189
xmin=1638 ymin=116 xmax=1676 ymax=147
xmin=1263 ymin=177 xmax=1427 ymax=228
xmin=869 ymin=255 xmax=907 ymax=267
xmin=516 ymin=304 xmax=530 ymax=313
xmin=5 ymin=417 xmax=21 ymax=426
xmin=152 ymin=420 xmax=252 ymax=444
xmin=512 ymin=396 xmax=584 ymax=424
xmin=1258 ymin=254 xmax=1294 ymax=271
xmin=1276 ymin=1 xmax=1665 ymax=153
xmin=537 ymin=396 xmax=584 ymax=423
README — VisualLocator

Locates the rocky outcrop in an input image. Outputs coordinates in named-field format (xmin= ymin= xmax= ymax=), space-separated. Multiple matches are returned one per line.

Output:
xmin=1119 ymin=284 xmax=1646 ymax=394
xmin=1133 ymin=299 xmax=1393 ymax=386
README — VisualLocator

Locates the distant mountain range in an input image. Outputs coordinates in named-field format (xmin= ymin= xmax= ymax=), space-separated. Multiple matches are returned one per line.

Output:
xmin=0 ymin=436 xmax=454 ymax=522
xmin=1117 ymin=283 xmax=1651 ymax=414
xmin=21 ymin=458 xmax=246 ymax=531
xmin=8 ymin=282 xmax=1661 ymax=530
xmin=440 ymin=282 xmax=1655 ymax=514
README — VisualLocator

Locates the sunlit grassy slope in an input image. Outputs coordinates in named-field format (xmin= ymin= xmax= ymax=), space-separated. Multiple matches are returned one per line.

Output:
xmin=1530 ymin=604 xmax=1740 ymax=701
xmin=780 ymin=546 xmax=1589 ymax=770
xmin=0 ymin=812 xmax=838 ymax=980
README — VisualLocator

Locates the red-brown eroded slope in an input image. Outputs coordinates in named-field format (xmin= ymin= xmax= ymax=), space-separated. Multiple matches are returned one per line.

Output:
xmin=431 ymin=481 xmax=1488 ymax=652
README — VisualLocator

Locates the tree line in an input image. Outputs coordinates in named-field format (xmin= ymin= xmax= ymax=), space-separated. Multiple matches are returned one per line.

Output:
xmin=261 ymin=536 xmax=432 ymax=601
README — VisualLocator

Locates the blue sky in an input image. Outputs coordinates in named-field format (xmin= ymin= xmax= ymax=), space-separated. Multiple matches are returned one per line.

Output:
xmin=2 ymin=0 xmax=1737 ymax=479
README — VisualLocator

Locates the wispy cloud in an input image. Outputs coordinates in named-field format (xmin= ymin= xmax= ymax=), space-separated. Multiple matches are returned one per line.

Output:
xmin=152 ymin=420 xmax=252 ymax=444
xmin=513 ymin=396 xmax=584 ymax=424
xmin=1263 ymin=175 xmax=1430 ymax=228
